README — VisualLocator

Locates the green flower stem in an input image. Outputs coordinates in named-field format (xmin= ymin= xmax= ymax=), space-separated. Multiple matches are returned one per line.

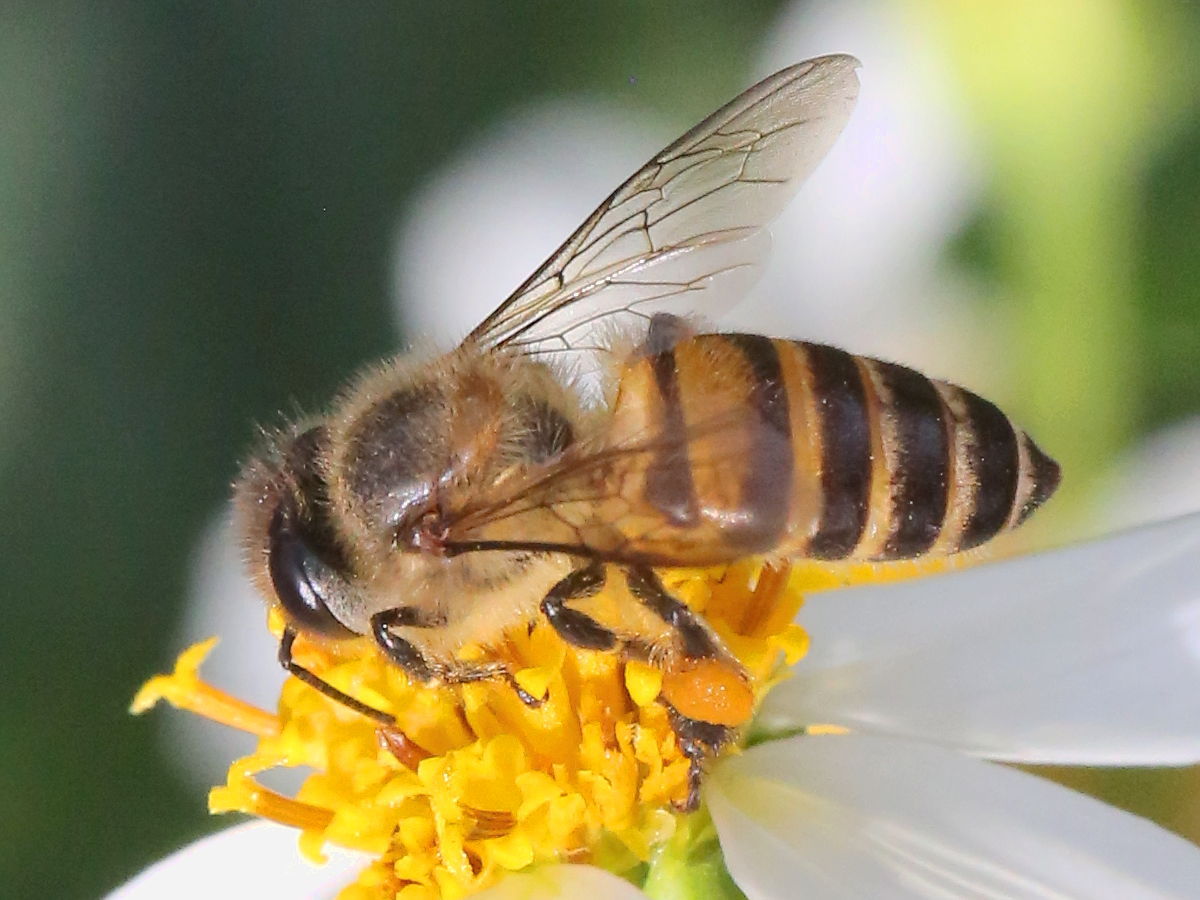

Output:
xmin=642 ymin=808 xmax=746 ymax=900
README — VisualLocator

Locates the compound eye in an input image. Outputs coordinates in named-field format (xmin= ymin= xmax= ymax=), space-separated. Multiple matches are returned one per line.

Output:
xmin=267 ymin=507 xmax=354 ymax=638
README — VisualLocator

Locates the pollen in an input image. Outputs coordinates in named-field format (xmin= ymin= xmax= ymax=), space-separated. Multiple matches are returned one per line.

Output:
xmin=132 ymin=557 xmax=940 ymax=899
xmin=659 ymin=660 xmax=754 ymax=727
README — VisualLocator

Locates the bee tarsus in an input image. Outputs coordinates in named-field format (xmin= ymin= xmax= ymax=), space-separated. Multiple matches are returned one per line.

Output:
xmin=665 ymin=703 xmax=736 ymax=813
xmin=371 ymin=609 xmax=529 ymax=700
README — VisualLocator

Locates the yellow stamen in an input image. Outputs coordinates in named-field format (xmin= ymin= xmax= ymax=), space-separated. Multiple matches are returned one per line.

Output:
xmin=623 ymin=660 xmax=663 ymax=708
xmin=130 ymin=638 xmax=279 ymax=738
xmin=210 ymin=778 xmax=335 ymax=832
xmin=135 ymin=559 xmax=886 ymax=898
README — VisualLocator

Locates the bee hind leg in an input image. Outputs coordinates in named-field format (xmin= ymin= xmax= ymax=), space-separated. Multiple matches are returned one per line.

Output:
xmin=664 ymin=702 xmax=735 ymax=812
xmin=539 ymin=563 xmax=741 ymax=811
xmin=370 ymin=607 xmax=542 ymax=707
xmin=625 ymin=565 xmax=722 ymax=659
xmin=626 ymin=566 xmax=748 ymax=811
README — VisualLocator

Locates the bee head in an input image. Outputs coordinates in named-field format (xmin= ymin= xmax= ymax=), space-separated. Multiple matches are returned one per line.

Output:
xmin=234 ymin=425 xmax=359 ymax=639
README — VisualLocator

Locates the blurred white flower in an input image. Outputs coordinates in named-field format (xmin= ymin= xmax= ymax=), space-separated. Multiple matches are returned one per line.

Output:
xmin=393 ymin=0 xmax=990 ymax=392
xmin=132 ymin=513 xmax=1200 ymax=898
xmin=392 ymin=101 xmax=661 ymax=346
xmin=750 ymin=0 xmax=990 ymax=385
xmin=1102 ymin=416 xmax=1200 ymax=533
xmin=165 ymin=511 xmax=283 ymax=790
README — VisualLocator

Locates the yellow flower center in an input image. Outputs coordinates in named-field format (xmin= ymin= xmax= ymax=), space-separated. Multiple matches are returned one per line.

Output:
xmin=133 ymin=556 xmax=949 ymax=899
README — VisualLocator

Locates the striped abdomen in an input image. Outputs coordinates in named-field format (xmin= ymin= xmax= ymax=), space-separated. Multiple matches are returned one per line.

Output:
xmin=607 ymin=328 xmax=1060 ymax=565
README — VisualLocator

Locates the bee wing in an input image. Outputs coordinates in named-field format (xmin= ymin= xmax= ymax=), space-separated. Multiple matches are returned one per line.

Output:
xmin=445 ymin=408 xmax=769 ymax=567
xmin=464 ymin=54 xmax=861 ymax=359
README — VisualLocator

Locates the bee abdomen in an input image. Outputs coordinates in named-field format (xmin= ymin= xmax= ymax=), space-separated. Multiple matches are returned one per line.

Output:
xmin=618 ymin=330 xmax=1059 ymax=566
xmin=793 ymin=342 xmax=1061 ymax=560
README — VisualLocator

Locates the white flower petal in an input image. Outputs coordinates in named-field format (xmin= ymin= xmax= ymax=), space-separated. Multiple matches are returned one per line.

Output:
xmin=709 ymin=734 xmax=1200 ymax=900
xmin=106 ymin=821 xmax=367 ymax=899
xmin=472 ymin=864 xmax=648 ymax=900
xmin=1102 ymin=417 xmax=1200 ymax=532
xmin=760 ymin=513 xmax=1200 ymax=765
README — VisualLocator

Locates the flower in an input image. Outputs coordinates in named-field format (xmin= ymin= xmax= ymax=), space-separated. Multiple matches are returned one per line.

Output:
xmin=1102 ymin=417 xmax=1200 ymax=532
xmin=117 ymin=512 xmax=1200 ymax=899
xmin=708 ymin=511 xmax=1200 ymax=897
xmin=126 ymin=3 xmax=1200 ymax=894
xmin=130 ymin=559 xmax=823 ymax=898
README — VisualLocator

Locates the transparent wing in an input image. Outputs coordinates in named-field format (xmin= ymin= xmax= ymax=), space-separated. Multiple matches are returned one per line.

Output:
xmin=443 ymin=407 xmax=767 ymax=567
xmin=465 ymin=54 xmax=861 ymax=359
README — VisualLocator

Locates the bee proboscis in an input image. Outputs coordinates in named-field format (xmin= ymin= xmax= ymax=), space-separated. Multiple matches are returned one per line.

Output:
xmin=235 ymin=54 xmax=1060 ymax=810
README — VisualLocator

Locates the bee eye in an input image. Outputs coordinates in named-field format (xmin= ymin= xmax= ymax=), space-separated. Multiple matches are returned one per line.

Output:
xmin=267 ymin=507 xmax=354 ymax=638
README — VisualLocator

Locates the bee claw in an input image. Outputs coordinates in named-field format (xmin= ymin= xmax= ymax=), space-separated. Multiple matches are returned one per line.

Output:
xmin=504 ymin=673 xmax=546 ymax=708
xmin=516 ymin=687 xmax=545 ymax=708
xmin=673 ymin=757 xmax=703 ymax=813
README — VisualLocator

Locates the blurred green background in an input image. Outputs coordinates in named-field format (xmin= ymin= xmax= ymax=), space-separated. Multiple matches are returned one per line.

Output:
xmin=2 ymin=2 xmax=1199 ymax=896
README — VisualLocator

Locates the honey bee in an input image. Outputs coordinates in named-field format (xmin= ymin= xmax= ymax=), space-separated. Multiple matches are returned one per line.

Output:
xmin=235 ymin=55 xmax=1060 ymax=810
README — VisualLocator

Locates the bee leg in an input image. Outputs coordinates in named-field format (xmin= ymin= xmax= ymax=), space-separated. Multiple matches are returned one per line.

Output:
xmin=370 ymin=608 xmax=542 ymax=708
xmin=539 ymin=561 xmax=617 ymax=651
xmin=432 ymin=661 xmax=545 ymax=709
xmin=627 ymin=566 xmax=745 ymax=810
xmin=625 ymin=565 xmax=721 ymax=660
xmin=664 ymin=702 xmax=735 ymax=813
xmin=277 ymin=627 xmax=396 ymax=725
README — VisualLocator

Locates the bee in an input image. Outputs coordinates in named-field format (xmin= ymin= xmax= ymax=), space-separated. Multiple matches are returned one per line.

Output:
xmin=234 ymin=55 xmax=1060 ymax=810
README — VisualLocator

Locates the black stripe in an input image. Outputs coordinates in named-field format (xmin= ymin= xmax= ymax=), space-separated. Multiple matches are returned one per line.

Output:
xmin=805 ymin=343 xmax=871 ymax=559
xmin=1015 ymin=435 xmax=1061 ymax=525
xmin=643 ymin=346 xmax=700 ymax=526
xmin=873 ymin=362 xmax=949 ymax=559
xmin=958 ymin=390 xmax=1019 ymax=549
xmin=722 ymin=334 xmax=793 ymax=551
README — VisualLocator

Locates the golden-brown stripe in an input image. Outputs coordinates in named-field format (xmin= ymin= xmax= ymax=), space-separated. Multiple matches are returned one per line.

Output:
xmin=776 ymin=342 xmax=823 ymax=555
xmin=930 ymin=382 xmax=976 ymax=555
xmin=854 ymin=358 xmax=893 ymax=559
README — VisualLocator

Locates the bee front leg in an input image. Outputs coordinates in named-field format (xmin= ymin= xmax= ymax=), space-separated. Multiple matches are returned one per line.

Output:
xmin=277 ymin=627 xmax=396 ymax=725
xmin=370 ymin=607 xmax=542 ymax=707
